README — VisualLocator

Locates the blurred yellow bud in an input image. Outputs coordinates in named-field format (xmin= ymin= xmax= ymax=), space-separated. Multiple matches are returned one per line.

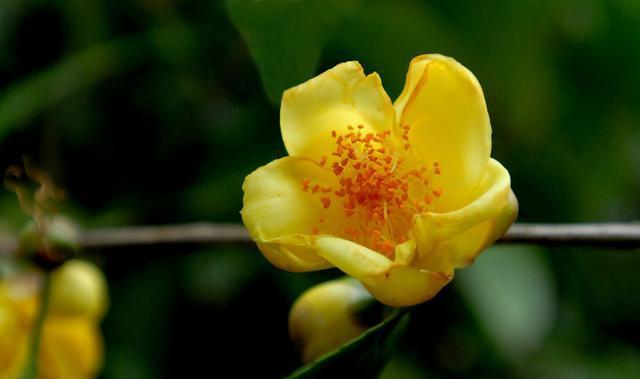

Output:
xmin=289 ymin=277 xmax=375 ymax=363
xmin=0 ymin=259 xmax=108 ymax=379
xmin=49 ymin=259 xmax=109 ymax=319
xmin=0 ymin=298 xmax=29 ymax=379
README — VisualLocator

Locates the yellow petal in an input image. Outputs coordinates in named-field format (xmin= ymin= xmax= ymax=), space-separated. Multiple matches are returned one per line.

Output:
xmin=40 ymin=317 xmax=103 ymax=379
xmin=242 ymin=157 xmax=346 ymax=272
xmin=394 ymin=54 xmax=492 ymax=210
xmin=393 ymin=239 xmax=416 ymax=266
xmin=315 ymin=237 xmax=453 ymax=306
xmin=281 ymin=61 xmax=395 ymax=162
xmin=256 ymin=242 xmax=332 ymax=273
xmin=414 ymin=159 xmax=517 ymax=269
xmin=447 ymin=188 xmax=518 ymax=268
xmin=488 ymin=189 xmax=519 ymax=251
xmin=394 ymin=55 xmax=436 ymax=114
xmin=315 ymin=236 xmax=392 ymax=287
xmin=366 ymin=265 xmax=453 ymax=307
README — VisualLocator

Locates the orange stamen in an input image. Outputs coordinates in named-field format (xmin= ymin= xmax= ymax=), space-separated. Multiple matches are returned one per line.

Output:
xmin=301 ymin=178 xmax=311 ymax=191
xmin=303 ymin=123 xmax=444 ymax=256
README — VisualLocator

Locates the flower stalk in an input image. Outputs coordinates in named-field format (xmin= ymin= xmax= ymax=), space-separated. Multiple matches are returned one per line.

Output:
xmin=18 ymin=272 xmax=51 ymax=379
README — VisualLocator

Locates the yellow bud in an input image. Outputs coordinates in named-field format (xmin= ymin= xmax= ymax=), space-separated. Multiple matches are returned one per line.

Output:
xmin=49 ymin=260 xmax=108 ymax=319
xmin=0 ymin=300 xmax=29 ymax=379
xmin=289 ymin=277 xmax=375 ymax=363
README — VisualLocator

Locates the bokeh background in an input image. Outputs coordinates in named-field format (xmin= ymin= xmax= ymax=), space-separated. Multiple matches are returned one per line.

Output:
xmin=1 ymin=0 xmax=640 ymax=378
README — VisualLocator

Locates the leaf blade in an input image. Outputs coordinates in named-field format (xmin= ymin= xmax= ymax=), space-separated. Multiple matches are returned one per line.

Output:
xmin=226 ymin=0 xmax=359 ymax=105
xmin=286 ymin=307 xmax=410 ymax=379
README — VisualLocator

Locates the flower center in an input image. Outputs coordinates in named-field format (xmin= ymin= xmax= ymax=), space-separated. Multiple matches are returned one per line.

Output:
xmin=302 ymin=124 xmax=444 ymax=257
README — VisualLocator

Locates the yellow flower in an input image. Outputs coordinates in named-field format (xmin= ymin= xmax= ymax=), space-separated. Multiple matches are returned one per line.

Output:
xmin=241 ymin=54 xmax=518 ymax=306
xmin=289 ymin=277 xmax=371 ymax=363
xmin=0 ymin=259 xmax=108 ymax=379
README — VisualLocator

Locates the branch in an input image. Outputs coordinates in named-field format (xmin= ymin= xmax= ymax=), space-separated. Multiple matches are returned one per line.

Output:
xmin=80 ymin=223 xmax=249 ymax=248
xmin=500 ymin=223 xmax=640 ymax=247
xmin=1 ymin=223 xmax=639 ymax=256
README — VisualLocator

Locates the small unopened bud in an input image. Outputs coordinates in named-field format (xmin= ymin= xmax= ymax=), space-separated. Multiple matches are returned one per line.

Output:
xmin=18 ymin=216 xmax=80 ymax=269
xmin=49 ymin=259 xmax=108 ymax=319
xmin=289 ymin=277 xmax=380 ymax=363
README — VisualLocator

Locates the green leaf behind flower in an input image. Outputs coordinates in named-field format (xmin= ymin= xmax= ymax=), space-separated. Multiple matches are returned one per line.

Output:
xmin=226 ymin=0 xmax=359 ymax=105
xmin=285 ymin=307 xmax=410 ymax=379
xmin=456 ymin=245 xmax=557 ymax=361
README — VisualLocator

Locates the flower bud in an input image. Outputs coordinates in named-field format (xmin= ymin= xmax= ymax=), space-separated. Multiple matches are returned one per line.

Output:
xmin=48 ymin=260 xmax=108 ymax=319
xmin=289 ymin=277 xmax=378 ymax=363
xmin=18 ymin=216 xmax=80 ymax=269
xmin=0 ymin=294 xmax=29 ymax=378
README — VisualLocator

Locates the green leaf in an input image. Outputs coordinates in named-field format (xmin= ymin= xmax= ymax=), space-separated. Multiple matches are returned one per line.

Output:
xmin=0 ymin=35 xmax=143 ymax=142
xmin=0 ymin=24 xmax=189 ymax=142
xmin=226 ymin=0 xmax=359 ymax=105
xmin=285 ymin=307 xmax=410 ymax=379
xmin=455 ymin=245 xmax=557 ymax=361
xmin=18 ymin=272 xmax=52 ymax=379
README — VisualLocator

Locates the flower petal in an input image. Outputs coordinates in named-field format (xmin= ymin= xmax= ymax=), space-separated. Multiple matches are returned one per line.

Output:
xmin=256 ymin=242 xmax=331 ymax=273
xmin=241 ymin=157 xmax=346 ymax=272
xmin=315 ymin=236 xmax=453 ymax=307
xmin=366 ymin=265 xmax=453 ymax=307
xmin=446 ymin=188 xmax=518 ymax=268
xmin=394 ymin=54 xmax=492 ymax=210
xmin=281 ymin=61 xmax=395 ymax=162
xmin=394 ymin=239 xmax=416 ymax=266
xmin=413 ymin=159 xmax=517 ymax=269
xmin=316 ymin=236 xmax=392 ymax=287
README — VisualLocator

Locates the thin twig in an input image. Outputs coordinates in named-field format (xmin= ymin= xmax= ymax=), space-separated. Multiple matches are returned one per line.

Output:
xmin=500 ymin=223 xmax=640 ymax=247
xmin=80 ymin=222 xmax=249 ymax=248
xmin=1 ymin=223 xmax=640 ymax=255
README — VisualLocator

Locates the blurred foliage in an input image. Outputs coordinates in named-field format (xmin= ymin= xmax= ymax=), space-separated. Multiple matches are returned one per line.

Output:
xmin=287 ymin=308 xmax=409 ymax=379
xmin=456 ymin=245 xmax=557 ymax=362
xmin=227 ymin=0 xmax=359 ymax=105
xmin=1 ymin=0 xmax=639 ymax=378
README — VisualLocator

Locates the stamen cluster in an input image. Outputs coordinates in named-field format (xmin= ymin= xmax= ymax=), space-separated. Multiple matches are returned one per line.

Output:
xmin=302 ymin=125 xmax=443 ymax=256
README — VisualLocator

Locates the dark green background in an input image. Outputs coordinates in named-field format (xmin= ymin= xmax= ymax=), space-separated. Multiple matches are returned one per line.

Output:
xmin=1 ymin=0 xmax=639 ymax=378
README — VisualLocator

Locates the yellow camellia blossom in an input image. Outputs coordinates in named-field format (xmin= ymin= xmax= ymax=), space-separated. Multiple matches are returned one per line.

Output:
xmin=242 ymin=54 xmax=518 ymax=306
xmin=0 ymin=259 xmax=108 ymax=379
